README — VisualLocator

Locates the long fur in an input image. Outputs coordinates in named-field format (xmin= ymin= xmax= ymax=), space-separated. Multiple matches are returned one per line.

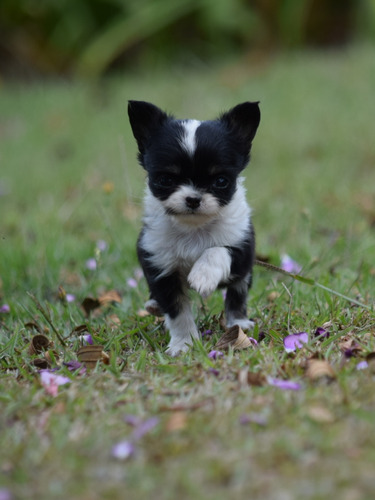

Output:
xmin=128 ymin=101 xmax=260 ymax=355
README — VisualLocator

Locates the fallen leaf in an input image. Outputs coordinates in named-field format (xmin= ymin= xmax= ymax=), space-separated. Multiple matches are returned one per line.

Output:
xmin=77 ymin=345 xmax=109 ymax=369
xmin=238 ymin=367 xmax=266 ymax=387
xmin=307 ymin=405 xmax=335 ymax=423
xmin=215 ymin=325 xmax=254 ymax=350
xmin=98 ymin=289 xmax=122 ymax=305
xmin=305 ymin=359 xmax=336 ymax=381
xmin=28 ymin=334 xmax=52 ymax=355
xmin=165 ymin=412 xmax=188 ymax=432
xmin=81 ymin=297 xmax=101 ymax=317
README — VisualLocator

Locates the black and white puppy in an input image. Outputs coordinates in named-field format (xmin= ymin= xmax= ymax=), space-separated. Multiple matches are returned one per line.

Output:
xmin=128 ymin=100 xmax=260 ymax=356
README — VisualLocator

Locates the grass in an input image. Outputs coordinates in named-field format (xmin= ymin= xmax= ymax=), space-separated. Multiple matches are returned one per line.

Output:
xmin=1 ymin=45 xmax=375 ymax=499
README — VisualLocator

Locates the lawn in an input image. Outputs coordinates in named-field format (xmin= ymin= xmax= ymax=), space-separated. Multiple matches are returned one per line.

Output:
xmin=1 ymin=45 xmax=375 ymax=500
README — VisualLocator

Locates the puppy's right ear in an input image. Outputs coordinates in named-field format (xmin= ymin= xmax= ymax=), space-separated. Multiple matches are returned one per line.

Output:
xmin=128 ymin=101 xmax=168 ymax=153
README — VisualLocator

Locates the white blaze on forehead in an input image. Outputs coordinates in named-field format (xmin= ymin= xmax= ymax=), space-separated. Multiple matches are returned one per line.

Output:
xmin=180 ymin=119 xmax=201 ymax=156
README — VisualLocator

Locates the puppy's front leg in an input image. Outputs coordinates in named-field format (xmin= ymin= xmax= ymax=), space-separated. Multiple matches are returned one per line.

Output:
xmin=188 ymin=247 xmax=231 ymax=297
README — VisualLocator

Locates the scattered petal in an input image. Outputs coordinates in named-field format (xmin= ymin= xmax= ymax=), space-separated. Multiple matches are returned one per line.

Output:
xmin=111 ymin=440 xmax=135 ymax=460
xmin=0 ymin=304 xmax=10 ymax=313
xmin=208 ymin=368 xmax=220 ymax=376
xmin=63 ymin=361 xmax=87 ymax=374
xmin=66 ymin=293 xmax=76 ymax=303
xmin=96 ymin=239 xmax=108 ymax=252
xmin=356 ymin=361 xmax=368 ymax=371
xmin=132 ymin=417 xmax=159 ymax=440
xmin=268 ymin=377 xmax=302 ymax=390
xmin=283 ymin=332 xmax=309 ymax=353
xmin=0 ymin=489 xmax=13 ymax=500
xmin=40 ymin=371 xmax=70 ymax=396
xmin=239 ymin=413 xmax=268 ymax=426
xmin=127 ymin=278 xmax=138 ymax=288
xmin=314 ymin=327 xmax=329 ymax=339
xmin=208 ymin=350 xmax=224 ymax=360
xmin=85 ymin=258 xmax=97 ymax=270
xmin=82 ymin=334 xmax=94 ymax=345
xmin=201 ymin=329 xmax=213 ymax=337
xmin=280 ymin=254 xmax=302 ymax=273
xmin=248 ymin=337 xmax=258 ymax=345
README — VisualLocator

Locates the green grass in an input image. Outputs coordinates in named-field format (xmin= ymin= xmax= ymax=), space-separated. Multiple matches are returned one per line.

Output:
xmin=1 ymin=45 xmax=375 ymax=500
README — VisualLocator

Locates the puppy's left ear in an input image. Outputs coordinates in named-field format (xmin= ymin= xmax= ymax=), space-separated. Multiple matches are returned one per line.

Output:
xmin=221 ymin=101 xmax=260 ymax=148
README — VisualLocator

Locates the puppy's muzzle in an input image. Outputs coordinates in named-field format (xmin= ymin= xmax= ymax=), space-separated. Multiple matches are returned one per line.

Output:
xmin=185 ymin=196 xmax=201 ymax=210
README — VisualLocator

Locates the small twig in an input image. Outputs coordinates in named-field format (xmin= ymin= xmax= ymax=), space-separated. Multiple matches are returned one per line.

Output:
xmin=27 ymin=292 xmax=67 ymax=347
xmin=254 ymin=259 xmax=373 ymax=311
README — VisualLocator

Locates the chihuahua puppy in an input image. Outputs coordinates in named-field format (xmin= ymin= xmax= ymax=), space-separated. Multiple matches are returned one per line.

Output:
xmin=128 ymin=100 xmax=260 ymax=355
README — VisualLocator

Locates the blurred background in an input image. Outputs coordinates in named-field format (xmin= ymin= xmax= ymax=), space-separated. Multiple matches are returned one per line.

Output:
xmin=1 ymin=0 xmax=374 ymax=79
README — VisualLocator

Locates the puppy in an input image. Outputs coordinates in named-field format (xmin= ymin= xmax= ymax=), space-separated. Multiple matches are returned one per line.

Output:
xmin=128 ymin=100 xmax=260 ymax=355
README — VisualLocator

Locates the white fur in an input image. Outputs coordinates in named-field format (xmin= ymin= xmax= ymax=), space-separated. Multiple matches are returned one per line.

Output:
xmin=164 ymin=184 xmax=220 ymax=224
xmin=164 ymin=300 xmax=200 ymax=356
xmin=188 ymin=247 xmax=231 ymax=297
xmin=141 ymin=178 xmax=251 ymax=279
xmin=180 ymin=120 xmax=201 ymax=156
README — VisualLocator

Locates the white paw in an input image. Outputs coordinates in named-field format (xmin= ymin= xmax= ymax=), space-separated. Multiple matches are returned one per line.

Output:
xmin=188 ymin=247 xmax=231 ymax=298
xmin=226 ymin=317 xmax=255 ymax=330
xmin=165 ymin=338 xmax=193 ymax=357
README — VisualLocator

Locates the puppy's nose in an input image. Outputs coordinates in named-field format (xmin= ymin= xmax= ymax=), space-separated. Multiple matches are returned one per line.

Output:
xmin=185 ymin=196 xmax=201 ymax=209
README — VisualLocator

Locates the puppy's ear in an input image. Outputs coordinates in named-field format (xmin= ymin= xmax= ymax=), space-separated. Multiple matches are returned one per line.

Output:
xmin=128 ymin=101 xmax=168 ymax=153
xmin=220 ymin=102 xmax=260 ymax=148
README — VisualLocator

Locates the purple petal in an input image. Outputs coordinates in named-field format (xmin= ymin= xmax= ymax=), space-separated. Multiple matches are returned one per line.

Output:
xmin=96 ymin=239 xmax=108 ymax=252
xmin=82 ymin=334 xmax=94 ymax=345
xmin=208 ymin=368 xmax=220 ymax=376
xmin=356 ymin=361 xmax=368 ymax=370
xmin=314 ymin=327 xmax=329 ymax=339
xmin=239 ymin=413 xmax=268 ymax=426
xmin=132 ymin=417 xmax=159 ymax=441
xmin=208 ymin=350 xmax=224 ymax=360
xmin=111 ymin=440 xmax=135 ymax=460
xmin=280 ymin=254 xmax=302 ymax=274
xmin=63 ymin=361 xmax=86 ymax=374
xmin=66 ymin=294 xmax=76 ymax=303
xmin=201 ymin=329 xmax=213 ymax=337
xmin=268 ymin=377 xmax=302 ymax=391
xmin=0 ymin=489 xmax=13 ymax=500
xmin=85 ymin=258 xmax=97 ymax=270
xmin=248 ymin=337 xmax=258 ymax=346
xmin=40 ymin=371 xmax=70 ymax=387
xmin=283 ymin=332 xmax=309 ymax=353
xmin=127 ymin=278 xmax=138 ymax=288
xmin=0 ymin=304 xmax=10 ymax=314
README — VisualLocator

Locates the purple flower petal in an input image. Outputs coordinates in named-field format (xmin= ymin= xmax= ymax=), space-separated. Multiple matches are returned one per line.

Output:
xmin=356 ymin=361 xmax=368 ymax=370
xmin=314 ymin=327 xmax=329 ymax=339
xmin=0 ymin=304 xmax=10 ymax=314
xmin=248 ymin=337 xmax=258 ymax=346
xmin=283 ymin=332 xmax=309 ymax=353
xmin=82 ymin=334 xmax=93 ymax=345
xmin=0 ymin=489 xmax=13 ymax=500
xmin=239 ymin=413 xmax=268 ymax=426
xmin=208 ymin=350 xmax=224 ymax=360
xmin=268 ymin=377 xmax=302 ymax=391
xmin=111 ymin=440 xmax=136 ymax=460
xmin=63 ymin=361 xmax=86 ymax=374
xmin=96 ymin=239 xmax=108 ymax=252
xmin=85 ymin=258 xmax=97 ymax=270
xmin=66 ymin=293 xmax=76 ymax=303
xmin=280 ymin=254 xmax=302 ymax=274
xmin=40 ymin=370 xmax=71 ymax=396
xmin=127 ymin=278 xmax=138 ymax=288
xmin=201 ymin=329 xmax=213 ymax=337
xmin=208 ymin=368 xmax=220 ymax=376
xmin=132 ymin=417 xmax=159 ymax=441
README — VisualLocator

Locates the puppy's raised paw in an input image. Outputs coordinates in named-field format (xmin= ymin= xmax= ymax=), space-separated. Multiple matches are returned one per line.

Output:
xmin=188 ymin=247 xmax=231 ymax=298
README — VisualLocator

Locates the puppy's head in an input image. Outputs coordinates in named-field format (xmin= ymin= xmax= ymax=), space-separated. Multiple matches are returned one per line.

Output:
xmin=128 ymin=100 xmax=260 ymax=226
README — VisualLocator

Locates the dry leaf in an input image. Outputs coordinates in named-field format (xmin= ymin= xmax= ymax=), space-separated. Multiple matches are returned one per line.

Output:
xmin=238 ymin=367 xmax=266 ymax=387
xmin=339 ymin=337 xmax=362 ymax=356
xmin=165 ymin=412 xmax=188 ymax=432
xmin=306 ymin=359 xmax=336 ymax=381
xmin=307 ymin=405 xmax=335 ymax=423
xmin=28 ymin=334 xmax=52 ymax=355
xmin=77 ymin=345 xmax=109 ymax=369
xmin=81 ymin=297 xmax=101 ymax=317
xmin=98 ymin=290 xmax=122 ymax=305
xmin=215 ymin=325 xmax=253 ymax=350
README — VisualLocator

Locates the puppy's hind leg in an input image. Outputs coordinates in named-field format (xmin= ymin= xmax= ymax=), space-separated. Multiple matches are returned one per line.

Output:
xmin=225 ymin=276 xmax=254 ymax=330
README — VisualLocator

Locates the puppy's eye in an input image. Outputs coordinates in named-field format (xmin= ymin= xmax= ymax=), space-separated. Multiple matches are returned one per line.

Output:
xmin=213 ymin=176 xmax=229 ymax=189
xmin=156 ymin=175 xmax=175 ymax=188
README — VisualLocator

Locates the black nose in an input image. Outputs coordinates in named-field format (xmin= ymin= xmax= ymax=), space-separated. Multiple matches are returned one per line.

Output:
xmin=185 ymin=196 xmax=201 ymax=209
